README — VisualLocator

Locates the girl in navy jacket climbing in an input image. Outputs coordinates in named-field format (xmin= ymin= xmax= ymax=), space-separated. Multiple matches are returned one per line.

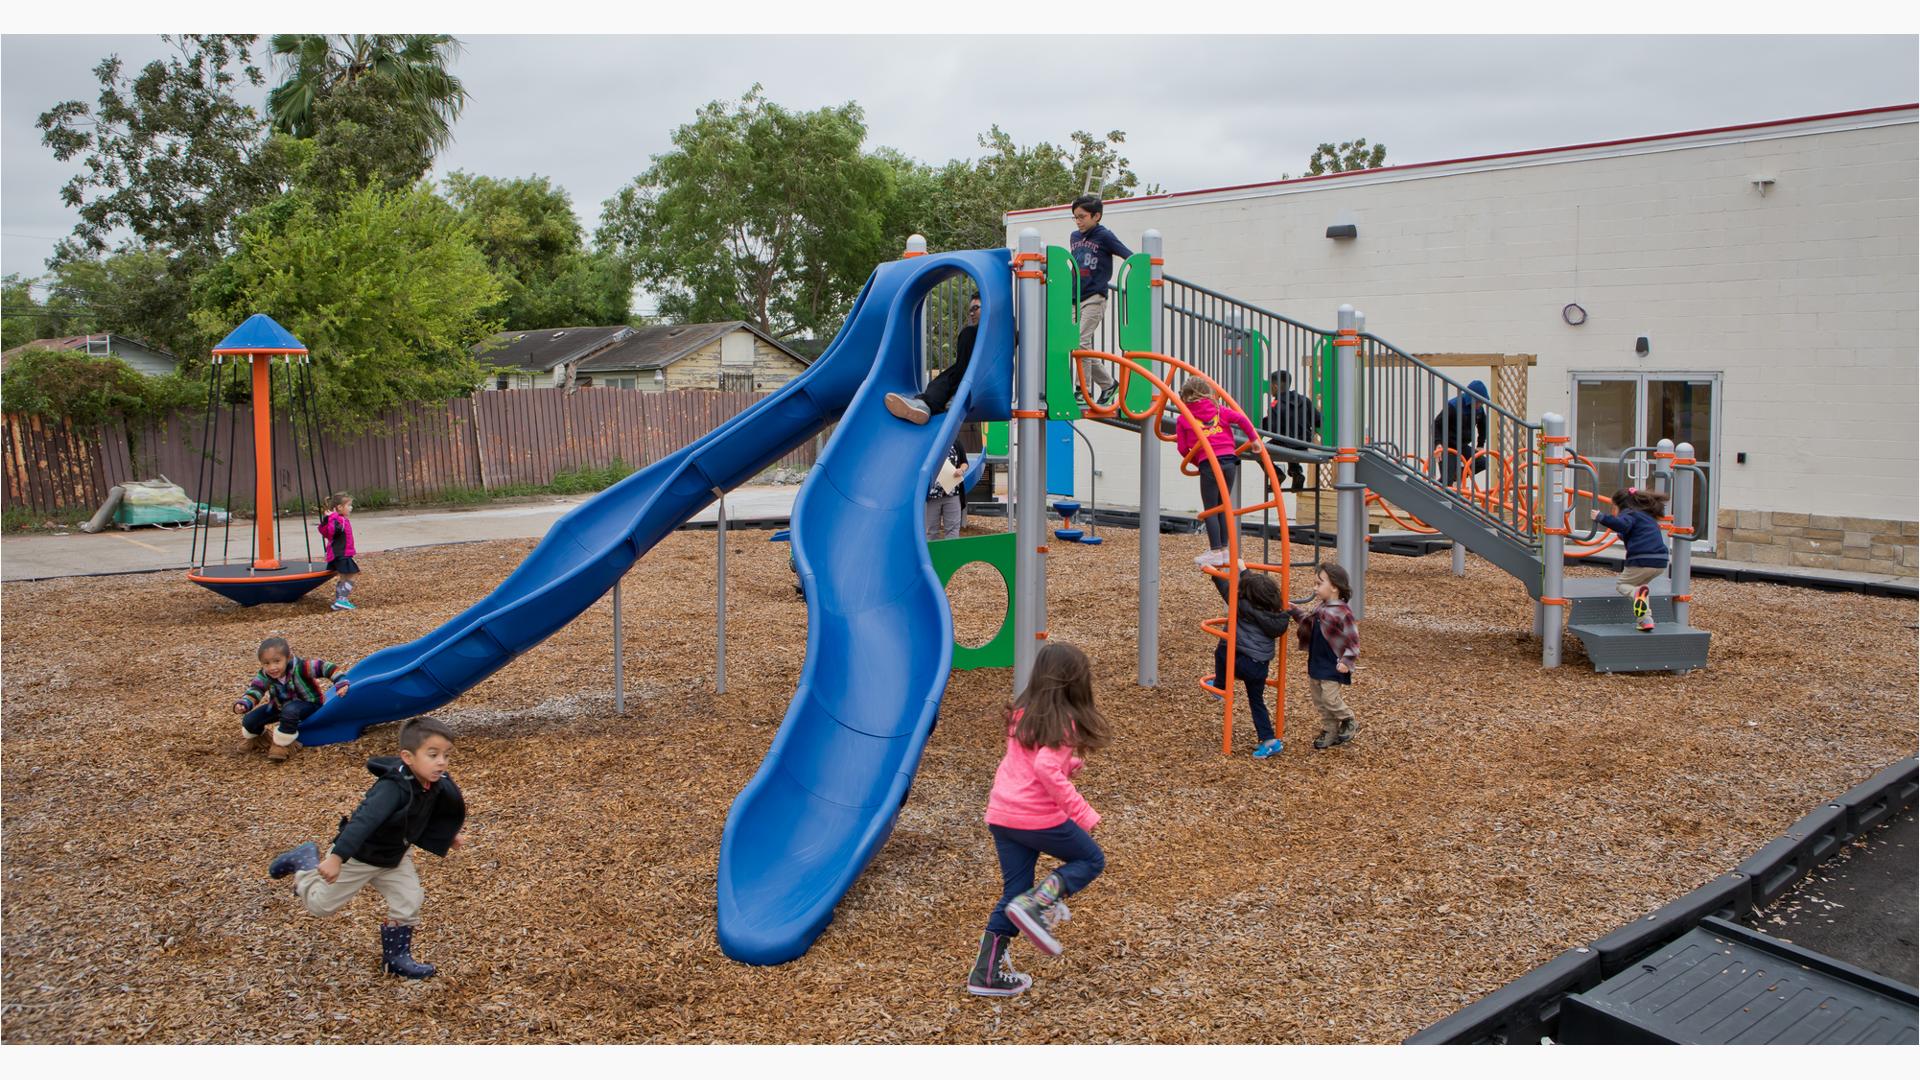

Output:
xmin=1596 ymin=487 xmax=1671 ymax=632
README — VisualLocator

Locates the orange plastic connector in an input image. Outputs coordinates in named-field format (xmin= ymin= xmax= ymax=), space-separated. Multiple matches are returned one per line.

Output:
xmin=1540 ymin=597 xmax=1570 ymax=606
xmin=1674 ymin=594 xmax=1693 ymax=603
xmin=1540 ymin=526 xmax=1571 ymax=536
xmin=1011 ymin=409 xmax=1047 ymax=419
xmin=1541 ymin=434 xmax=1570 ymax=445
xmin=1011 ymin=252 xmax=1044 ymax=265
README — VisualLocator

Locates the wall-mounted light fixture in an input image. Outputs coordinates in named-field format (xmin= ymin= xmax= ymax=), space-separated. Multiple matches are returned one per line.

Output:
xmin=1749 ymin=176 xmax=1776 ymax=197
xmin=1326 ymin=224 xmax=1358 ymax=240
xmin=1635 ymin=336 xmax=1650 ymax=357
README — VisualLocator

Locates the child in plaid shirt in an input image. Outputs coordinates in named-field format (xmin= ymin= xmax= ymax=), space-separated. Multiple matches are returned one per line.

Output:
xmin=1289 ymin=561 xmax=1360 ymax=750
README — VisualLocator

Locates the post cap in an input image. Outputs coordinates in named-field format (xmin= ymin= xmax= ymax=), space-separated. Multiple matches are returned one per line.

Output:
xmin=903 ymin=234 xmax=928 ymax=257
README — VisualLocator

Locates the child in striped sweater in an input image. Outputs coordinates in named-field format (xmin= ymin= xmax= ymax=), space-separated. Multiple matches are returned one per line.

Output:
xmin=233 ymin=636 xmax=350 ymax=763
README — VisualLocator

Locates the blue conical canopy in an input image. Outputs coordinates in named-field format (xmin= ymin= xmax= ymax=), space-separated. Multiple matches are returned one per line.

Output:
xmin=212 ymin=314 xmax=307 ymax=355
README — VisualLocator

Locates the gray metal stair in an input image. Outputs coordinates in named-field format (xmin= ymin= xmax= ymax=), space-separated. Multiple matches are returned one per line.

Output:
xmin=1564 ymin=576 xmax=1677 ymax=626
xmin=1568 ymin=623 xmax=1712 ymax=673
xmin=1356 ymin=453 xmax=1543 ymax=590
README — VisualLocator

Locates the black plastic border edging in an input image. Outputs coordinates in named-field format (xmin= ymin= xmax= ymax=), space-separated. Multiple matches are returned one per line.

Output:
xmin=1405 ymin=754 xmax=1919 ymax=1044
xmin=1402 ymin=947 xmax=1602 ymax=1045
xmin=1569 ymin=551 xmax=1918 ymax=599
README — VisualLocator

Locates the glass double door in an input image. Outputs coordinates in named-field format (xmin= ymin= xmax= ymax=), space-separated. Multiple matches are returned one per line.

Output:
xmin=1570 ymin=373 xmax=1718 ymax=546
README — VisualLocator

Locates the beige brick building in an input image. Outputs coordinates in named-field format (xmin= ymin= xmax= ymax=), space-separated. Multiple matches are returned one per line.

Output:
xmin=475 ymin=321 xmax=809 ymax=394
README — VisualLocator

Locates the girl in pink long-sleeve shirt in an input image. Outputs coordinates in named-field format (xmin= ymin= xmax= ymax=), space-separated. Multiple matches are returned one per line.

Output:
xmin=1174 ymin=378 xmax=1259 ymax=568
xmin=318 ymin=492 xmax=361 ymax=612
xmin=966 ymin=642 xmax=1112 ymax=999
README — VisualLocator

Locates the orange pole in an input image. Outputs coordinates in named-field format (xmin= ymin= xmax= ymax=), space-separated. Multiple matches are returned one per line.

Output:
xmin=251 ymin=352 xmax=280 ymax=569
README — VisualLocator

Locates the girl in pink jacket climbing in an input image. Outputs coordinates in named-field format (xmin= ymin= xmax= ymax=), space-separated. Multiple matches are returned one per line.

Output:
xmin=966 ymin=641 xmax=1112 ymax=999
xmin=1174 ymin=378 xmax=1259 ymax=568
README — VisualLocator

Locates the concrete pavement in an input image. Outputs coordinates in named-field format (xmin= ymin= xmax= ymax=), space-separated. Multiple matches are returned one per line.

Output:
xmin=1 ymin=484 xmax=801 ymax=582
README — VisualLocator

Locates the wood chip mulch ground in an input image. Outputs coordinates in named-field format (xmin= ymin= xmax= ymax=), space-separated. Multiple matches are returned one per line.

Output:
xmin=2 ymin=521 xmax=1915 ymax=1043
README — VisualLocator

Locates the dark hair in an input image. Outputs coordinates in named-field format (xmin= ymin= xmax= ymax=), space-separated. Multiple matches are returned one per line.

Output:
xmin=1271 ymin=369 xmax=1291 ymax=388
xmin=1006 ymin=642 xmax=1111 ymax=754
xmin=1070 ymin=194 xmax=1104 ymax=218
xmin=1316 ymin=561 xmax=1352 ymax=601
xmin=1611 ymin=487 xmax=1671 ymax=516
xmin=325 ymin=492 xmax=352 ymax=511
xmin=257 ymin=636 xmax=290 ymax=660
xmin=1239 ymin=571 xmax=1284 ymax=612
xmin=400 ymin=716 xmax=455 ymax=751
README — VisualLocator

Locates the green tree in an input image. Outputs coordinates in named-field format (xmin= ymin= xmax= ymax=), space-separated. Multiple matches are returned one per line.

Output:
xmin=193 ymin=182 xmax=503 ymax=432
xmin=596 ymin=86 xmax=896 ymax=340
xmin=267 ymin=35 xmax=468 ymax=152
xmin=1306 ymin=138 xmax=1387 ymax=176
xmin=39 ymin=249 xmax=205 ymax=360
xmin=443 ymin=172 xmax=632 ymax=328
xmin=289 ymin=77 xmax=440 ymax=205
xmin=901 ymin=126 xmax=1153 ymax=252
xmin=37 ymin=35 xmax=284 ymax=266
xmin=2 ymin=275 xmax=79 ymax=349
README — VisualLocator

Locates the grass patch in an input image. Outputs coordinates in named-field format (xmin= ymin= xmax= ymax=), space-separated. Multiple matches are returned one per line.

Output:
xmin=547 ymin=459 xmax=635 ymax=495
xmin=3 ymin=507 xmax=90 ymax=533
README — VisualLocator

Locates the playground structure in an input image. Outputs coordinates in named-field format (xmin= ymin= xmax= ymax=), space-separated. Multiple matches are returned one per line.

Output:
xmin=185 ymin=315 xmax=338 ymax=607
xmin=269 ymin=222 xmax=1716 ymax=967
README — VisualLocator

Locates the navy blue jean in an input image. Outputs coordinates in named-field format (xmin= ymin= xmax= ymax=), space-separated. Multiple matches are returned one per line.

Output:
xmin=1214 ymin=640 xmax=1276 ymax=743
xmin=985 ymin=821 xmax=1105 ymax=938
xmin=242 ymin=697 xmax=317 ymax=737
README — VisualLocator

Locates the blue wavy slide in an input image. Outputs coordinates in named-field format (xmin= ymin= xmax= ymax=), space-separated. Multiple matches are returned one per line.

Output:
xmin=297 ymin=250 xmax=1014 ymax=966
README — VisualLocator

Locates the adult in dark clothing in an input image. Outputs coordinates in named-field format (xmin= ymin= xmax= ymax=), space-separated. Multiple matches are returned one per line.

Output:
xmin=888 ymin=296 xmax=981 ymax=423
xmin=1262 ymin=369 xmax=1322 ymax=492
xmin=1431 ymin=379 xmax=1490 ymax=485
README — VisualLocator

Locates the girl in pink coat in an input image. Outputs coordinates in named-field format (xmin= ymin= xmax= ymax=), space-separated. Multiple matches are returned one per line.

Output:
xmin=966 ymin=642 xmax=1112 ymax=998
xmin=1174 ymin=378 xmax=1259 ymax=568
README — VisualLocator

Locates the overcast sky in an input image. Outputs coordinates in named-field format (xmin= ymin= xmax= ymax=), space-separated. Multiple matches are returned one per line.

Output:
xmin=4 ymin=34 xmax=1915 ymax=284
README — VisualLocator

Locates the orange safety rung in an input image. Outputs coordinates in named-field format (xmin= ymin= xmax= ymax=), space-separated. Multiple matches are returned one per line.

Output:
xmin=1011 ymin=409 xmax=1047 ymax=419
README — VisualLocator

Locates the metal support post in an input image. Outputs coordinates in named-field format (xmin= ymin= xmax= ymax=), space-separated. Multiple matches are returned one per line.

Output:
xmin=1540 ymin=413 xmax=1569 ymax=668
xmin=1452 ymin=541 xmax=1467 ymax=577
xmin=1333 ymin=305 xmax=1366 ymax=618
xmin=714 ymin=488 xmax=728 ymax=693
xmin=613 ymin=579 xmax=625 ymax=715
xmin=1013 ymin=228 xmax=1047 ymax=693
xmin=1137 ymin=229 xmax=1162 ymax=687
xmin=1672 ymin=441 xmax=1697 ymax=628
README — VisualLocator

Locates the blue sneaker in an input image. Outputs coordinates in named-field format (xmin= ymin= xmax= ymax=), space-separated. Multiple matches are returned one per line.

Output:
xmin=269 ymin=841 xmax=319 ymax=879
xmin=1252 ymin=738 xmax=1285 ymax=759
xmin=332 ymin=599 xmax=357 ymax=611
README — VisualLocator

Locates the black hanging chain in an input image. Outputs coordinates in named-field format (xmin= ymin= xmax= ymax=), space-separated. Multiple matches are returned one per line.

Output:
xmin=224 ymin=360 xmax=241 ymax=567
xmin=192 ymin=356 xmax=217 ymax=570
xmin=287 ymin=358 xmax=313 ymax=566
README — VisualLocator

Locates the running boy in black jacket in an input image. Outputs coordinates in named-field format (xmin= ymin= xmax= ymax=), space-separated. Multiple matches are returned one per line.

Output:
xmin=267 ymin=716 xmax=466 ymax=978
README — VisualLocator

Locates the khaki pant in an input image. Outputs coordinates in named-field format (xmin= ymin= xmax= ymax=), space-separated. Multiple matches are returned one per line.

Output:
xmin=1308 ymin=678 xmax=1356 ymax=736
xmin=1616 ymin=564 xmax=1663 ymax=597
xmin=294 ymin=850 xmax=423 ymax=926
xmin=1078 ymin=294 xmax=1114 ymax=392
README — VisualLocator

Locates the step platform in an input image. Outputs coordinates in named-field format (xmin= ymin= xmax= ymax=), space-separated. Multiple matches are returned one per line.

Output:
xmin=1563 ymin=576 xmax=1676 ymax=625
xmin=1558 ymin=917 xmax=1918 ymax=1044
xmin=1569 ymin=622 xmax=1711 ymax=673
xmin=1370 ymin=531 xmax=1453 ymax=557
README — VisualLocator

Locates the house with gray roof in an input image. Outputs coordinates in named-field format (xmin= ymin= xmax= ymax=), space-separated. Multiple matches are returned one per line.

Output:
xmin=473 ymin=321 xmax=809 ymax=393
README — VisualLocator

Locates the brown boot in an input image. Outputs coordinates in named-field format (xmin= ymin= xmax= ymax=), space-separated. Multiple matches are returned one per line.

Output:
xmin=267 ymin=728 xmax=298 ymax=763
xmin=235 ymin=732 xmax=266 ymax=755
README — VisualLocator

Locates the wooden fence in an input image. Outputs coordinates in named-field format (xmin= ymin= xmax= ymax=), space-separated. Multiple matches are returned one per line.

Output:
xmin=3 ymin=387 xmax=821 ymax=518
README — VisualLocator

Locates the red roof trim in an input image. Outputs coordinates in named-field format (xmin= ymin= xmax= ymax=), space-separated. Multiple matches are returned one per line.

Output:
xmin=1006 ymin=103 xmax=1919 ymax=217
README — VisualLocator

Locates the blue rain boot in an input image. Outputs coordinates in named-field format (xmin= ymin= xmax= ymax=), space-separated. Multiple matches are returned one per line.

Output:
xmin=380 ymin=923 xmax=436 ymax=979
xmin=268 ymin=841 xmax=319 ymax=879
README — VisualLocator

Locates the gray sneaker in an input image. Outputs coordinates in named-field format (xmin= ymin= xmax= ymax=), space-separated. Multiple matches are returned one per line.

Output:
xmin=1006 ymin=893 xmax=1064 ymax=956
xmin=885 ymin=393 xmax=931 ymax=424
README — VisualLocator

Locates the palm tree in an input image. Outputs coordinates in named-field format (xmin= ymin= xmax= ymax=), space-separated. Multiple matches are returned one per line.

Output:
xmin=267 ymin=35 xmax=469 ymax=150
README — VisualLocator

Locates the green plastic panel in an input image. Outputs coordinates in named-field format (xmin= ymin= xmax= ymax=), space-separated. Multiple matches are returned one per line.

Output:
xmin=985 ymin=420 xmax=1008 ymax=456
xmin=927 ymin=530 xmax=1017 ymax=671
xmin=1117 ymin=252 xmax=1155 ymax=413
xmin=1045 ymin=246 xmax=1081 ymax=421
xmin=1314 ymin=336 xmax=1339 ymax=445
